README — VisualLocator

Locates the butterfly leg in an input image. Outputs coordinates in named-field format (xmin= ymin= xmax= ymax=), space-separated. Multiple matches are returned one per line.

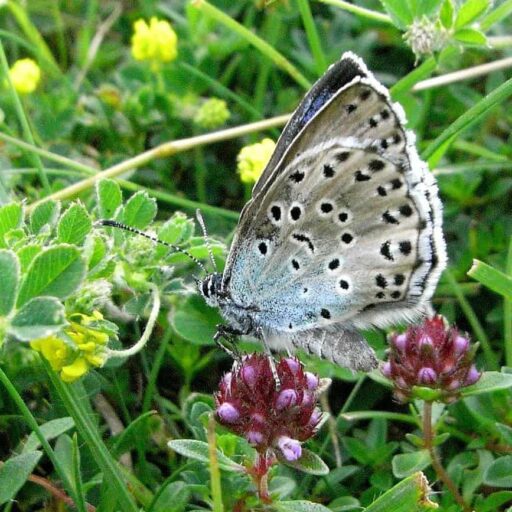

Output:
xmin=257 ymin=328 xmax=281 ymax=390
xmin=213 ymin=324 xmax=250 ymax=361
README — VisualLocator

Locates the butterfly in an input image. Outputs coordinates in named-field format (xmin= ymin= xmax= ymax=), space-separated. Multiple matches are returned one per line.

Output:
xmin=199 ymin=52 xmax=446 ymax=371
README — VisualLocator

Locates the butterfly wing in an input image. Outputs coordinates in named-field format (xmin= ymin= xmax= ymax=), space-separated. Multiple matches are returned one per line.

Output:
xmin=222 ymin=52 xmax=446 ymax=369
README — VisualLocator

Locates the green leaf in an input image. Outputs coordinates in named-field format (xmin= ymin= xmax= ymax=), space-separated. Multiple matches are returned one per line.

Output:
xmin=365 ymin=472 xmax=436 ymax=511
xmin=274 ymin=501 xmax=332 ymax=512
xmin=22 ymin=417 xmax=75 ymax=453
xmin=476 ymin=491 xmax=512 ymax=512
xmin=455 ymin=0 xmax=489 ymax=28
xmin=9 ymin=296 xmax=67 ymax=341
xmin=172 ymin=295 xmax=223 ymax=346
xmin=379 ymin=0 xmax=412 ymax=28
xmin=454 ymin=28 xmax=487 ymax=45
xmin=57 ymin=203 xmax=92 ymax=245
xmin=158 ymin=212 xmax=195 ymax=245
xmin=29 ymin=200 xmax=60 ymax=234
xmin=0 ymin=250 xmax=20 ymax=316
xmin=167 ymin=439 xmax=242 ymax=472
xmin=483 ymin=455 xmax=512 ymax=487
xmin=17 ymin=245 xmax=86 ymax=306
xmin=17 ymin=244 xmax=42 ymax=272
xmin=151 ymin=481 xmax=191 ymax=512
xmin=120 ymin=191 xmax=157 ymax=229
xmin=280 ymin=448 xmax=329 ymax=475
xmin=440 ymin=0 xmax=454 ymax=28
xmin=412 ymin=0 xmax=444 ymax=18
xmin=96 ymin=179 xmax=122 ymax=219
xmin=468 ymin=259 xmax=512 ymax=299
xmin=392 ymin=450 xmax=431 ymax=478
xmin=0 ymin=202 xmax=23 ymax=248
xmin=111 ymin=411 xmax=157 ymax=458
xmin=460 ymin=371 xmax=512 ymax=396
xmin=0 ymin=451 xmax=42 ymax=505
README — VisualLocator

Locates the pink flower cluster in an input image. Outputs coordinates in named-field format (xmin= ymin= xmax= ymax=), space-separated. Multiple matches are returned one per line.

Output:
xmin=382 ymin=316 xmax=481 ymax=403
xmin=215 ymin=354 xmax=321 ymax=461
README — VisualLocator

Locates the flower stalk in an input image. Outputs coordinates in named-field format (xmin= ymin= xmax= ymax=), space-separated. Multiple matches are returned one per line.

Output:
xmin=422 ymin=401 xmax=471 ymax=512
xmin=105 ymin=283 xmax=160 ymax=359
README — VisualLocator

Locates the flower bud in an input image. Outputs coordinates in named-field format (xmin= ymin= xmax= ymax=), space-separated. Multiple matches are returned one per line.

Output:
xmin=465 ymin=365 xmax=481 ymax=386
xmin=276 ymin=388 xmax=298 ymax=410
xmin=217 ymin=402 xmax=240 ymax=423
xmin=284 ymin=357 xmax=301 ymax=374
xmin=277 ymin=436 xmax=302 ymax=461
xmin=247 ymin=430 xmax=264 ymax=445
xmin=418 ymin=367 xmax=437 ymax=384
xmin=453 ymin=335 xmax=469 ymax=355
xmin=305 ymin=372 xmax=319 ymax=390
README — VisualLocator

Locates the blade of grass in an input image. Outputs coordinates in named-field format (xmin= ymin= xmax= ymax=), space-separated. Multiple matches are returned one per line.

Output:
xmin=391 ymin=56 xmax=438 ymax=97
xmin=505 ymin=237 xmax=512 ymax=367
xmin=468 ymin=259 xmax=512 ymax=300
xmin=6 ymin=0 xmax=60 ymax=75
xmin=44 ymin=363 xmax=139 ymax=512
xmin=445 ymin=269 xmax=498 ymax=370
xmin=0 ymin=39 xmax=50 ymax=194
xmin=340 ymin=411 xmax=419 ymax=425
xmin=0 ymin=368 xmax=82 ymax=510
xmin=421 ymin=77 xmax=512 ymax=162
xmin=480 ymin=0 xmax=512 ymax=30
xmin=190 ymin=0 xmax=311 ymax=89
xmin=317 ymin=0 xmax=393 ymax=24
xmin=297 ymin=0 xmax=328 ymax=75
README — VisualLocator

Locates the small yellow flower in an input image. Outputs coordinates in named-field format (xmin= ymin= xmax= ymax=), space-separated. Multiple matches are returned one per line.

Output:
xmin=194 ymin=98 xmax=230 ymax=129
xmin=131 ymin=17 xmax=178 ymax=69
xmin=237 ymin=138 xmax=276 ymax=184
xmin=8 ymin=58 xmax=41 ymax=94
xmin=30 ymin=311 xmax=109 ymax=383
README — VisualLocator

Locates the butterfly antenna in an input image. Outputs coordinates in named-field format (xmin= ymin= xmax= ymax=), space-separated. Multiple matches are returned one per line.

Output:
xmin=96 ymin=219 xmax=207 ymax=274
xmin=195 ymin=209 xmax=218 ymax=272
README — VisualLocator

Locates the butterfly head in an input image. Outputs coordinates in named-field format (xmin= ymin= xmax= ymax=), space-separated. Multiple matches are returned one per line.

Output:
xmin=199 ymin=272 xmax=224 ymax=307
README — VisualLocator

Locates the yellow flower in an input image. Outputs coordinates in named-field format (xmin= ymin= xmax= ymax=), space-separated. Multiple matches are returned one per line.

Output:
xmin=8 ymin=58 xmax=41 ymax=94
xmin=30 ymin=311 xmax=109 ymax=383
xmin=237 ymin=138 xmax=276 ymax=184
xmin=131 ymin=17 xmax=178 ymax=69
xmin=194 ymin=98 xmax=230 ymax=129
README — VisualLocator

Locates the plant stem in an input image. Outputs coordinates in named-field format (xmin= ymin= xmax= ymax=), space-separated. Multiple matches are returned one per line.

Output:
xmin=25 ymin=114 xmax=291 ymax=213
xmin=318 ymin=0 xmax=393 ymax=24
xmin=422 ymin=402 xmax=471 ymax=512
xmin=0 ymin=39 xmax=50 ymax=194
xmin=106 ymin=284 xmax=160 ymax=359
xmin=207 ymin=414 xmax=224 ymax=512
xmin=505 ymin=236 xmax=512 ymax=367
xmin=142 ymin=327 xmax=173 ymax=414
xmin=44 ymin=365 xmax=139 ymax=512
